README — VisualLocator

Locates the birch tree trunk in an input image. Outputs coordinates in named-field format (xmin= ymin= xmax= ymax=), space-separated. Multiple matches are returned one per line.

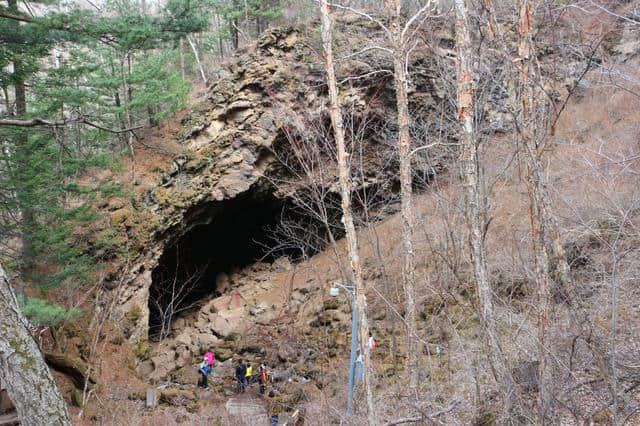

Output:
xmin=0 ymin=263 xmax=72 ymax=426
xmin=387 ymin=0 xmax=418 ymax=392
xmin=179 ymin=37 xmax=186 ymax=80
xmin=186 ymin=35 xmax=208 ymax=85
xmin=318 ymin=2 xmax=376 ymax=423
xmin=454 ymin=0 xmax=516 ymax=413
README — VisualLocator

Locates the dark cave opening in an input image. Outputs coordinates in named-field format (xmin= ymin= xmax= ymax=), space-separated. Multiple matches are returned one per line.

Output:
xmin=149 ymin=190 xmax=284 ymax=338
xmin=148 ymin=188 xmax=339 ymax=339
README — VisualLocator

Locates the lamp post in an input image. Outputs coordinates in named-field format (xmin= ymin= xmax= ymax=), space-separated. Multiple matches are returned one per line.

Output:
xmin=330 ymin=282 xmax=358 ymax=416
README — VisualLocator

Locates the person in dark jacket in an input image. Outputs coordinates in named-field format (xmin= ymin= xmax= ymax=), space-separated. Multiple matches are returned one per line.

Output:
xmin=235 ymin=359 xmax=247 ymax=393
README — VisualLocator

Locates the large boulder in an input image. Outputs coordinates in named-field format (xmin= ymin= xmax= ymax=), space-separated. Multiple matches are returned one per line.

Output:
xmin=173 ymin=365 xmax=200 ymax=386
xmin=195 ymin=333 xmax=220 ymax=352
xmin=136 ymin=360 xmax=154 ymax=378
xmin=211 ymin=315 xmax=235 ymax=338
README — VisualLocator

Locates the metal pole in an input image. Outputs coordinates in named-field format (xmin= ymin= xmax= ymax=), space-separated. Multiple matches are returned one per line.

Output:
xmin=347 ymin=289 xmax=358 ymax=416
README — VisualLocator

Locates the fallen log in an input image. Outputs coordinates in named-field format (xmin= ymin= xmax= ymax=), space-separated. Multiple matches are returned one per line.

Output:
xmin=44 ymin=353 xmax=96 ymax=390
xmin=0 ymin=412 xmax=19 ymax=426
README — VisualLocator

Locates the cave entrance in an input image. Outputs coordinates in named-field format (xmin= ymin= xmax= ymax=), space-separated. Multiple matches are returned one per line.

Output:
xmin=148 ymin=190 xmax=290 ymax=340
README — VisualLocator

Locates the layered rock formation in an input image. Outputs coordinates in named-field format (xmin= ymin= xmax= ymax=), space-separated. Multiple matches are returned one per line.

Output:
xmin=103 ymin=19 xmax=454 ymax=355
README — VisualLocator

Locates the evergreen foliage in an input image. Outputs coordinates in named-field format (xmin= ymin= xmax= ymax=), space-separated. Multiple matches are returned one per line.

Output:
xmin=0 ymin=0 xmax=286 ymax=322
xmin=18 ymin=295 xmax=81 ymax=326
xmin=0 ymin=0 xmax=213 ymax=321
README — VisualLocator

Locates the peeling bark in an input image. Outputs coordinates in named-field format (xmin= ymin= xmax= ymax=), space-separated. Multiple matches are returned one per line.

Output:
xmin=515 ymin=0 xmax=560 ymax=420
xmin=0 ymin=263 xmax=71 ymax=426
xmin=388 ymin=0 xmax=419 ymax=393
xmin=454 ymin=0 xmax=516 ymax=412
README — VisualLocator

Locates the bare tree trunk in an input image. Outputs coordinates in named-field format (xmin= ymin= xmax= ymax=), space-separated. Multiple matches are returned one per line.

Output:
xmin=120 ymin=54 xmax=136 ymax=185
xmin=0 ymin=263 xmax=72 ymax=426
xmin=481 ymin=0 xmax=569 ymax=294
xmin=215 ymin=14 xmax=225 ymax=58
xmin=1 ymin=85 xmax=9 ymax=113
xmin=179 ymin=37 xmax=186 ymax=80
xmin=515 ymin=0 xmax=553 ymax=420
xmin=387 ymin=0 xmax=418 ymax=393
xmin=186 ymin=35 xmax=208 ymax=85
xmin=454 ymin=0 xmax=516 ymax=413
xmin=231 ymin=19 xmax=239 ymax=50
xmin=318 ymin=1 xmax=376 ymax=423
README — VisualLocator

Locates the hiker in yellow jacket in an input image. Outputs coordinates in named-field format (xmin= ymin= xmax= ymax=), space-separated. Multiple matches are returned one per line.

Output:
xmin=245 ymin=362 xmax=253 ymax=385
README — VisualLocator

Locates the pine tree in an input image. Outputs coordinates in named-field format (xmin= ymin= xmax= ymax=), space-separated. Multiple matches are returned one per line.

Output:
xmin=0 ymin=0 xmax=211 ymax=321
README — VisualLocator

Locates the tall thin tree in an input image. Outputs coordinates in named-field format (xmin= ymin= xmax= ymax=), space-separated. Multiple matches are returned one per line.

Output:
xmin=453 ymin=0 xmax=516 ymax=413
xmin=514 ymin=0 xmax=555 ymax=420
xmin=318 ymin=1 xmax=376 ymax=422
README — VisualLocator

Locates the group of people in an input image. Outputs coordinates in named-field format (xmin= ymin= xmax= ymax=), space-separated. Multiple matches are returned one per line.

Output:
xmin=194 ymin=352 xmax=289 ymax=425
xmin=235 ymin=359 xmax=271 ymax=395
xmin=195 ymin=351 xmax=271 ymax=396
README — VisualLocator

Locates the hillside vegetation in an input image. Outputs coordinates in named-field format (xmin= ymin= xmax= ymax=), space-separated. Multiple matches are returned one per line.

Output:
xmin=2 ymin=0 xmax=640 ymax=425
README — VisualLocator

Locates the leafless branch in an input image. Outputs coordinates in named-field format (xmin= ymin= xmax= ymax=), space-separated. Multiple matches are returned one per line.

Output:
xmin=0 ymin=10 xmax=32 ymax=22
xmin=382 ymin=399 xmax=460 ymax=426
xmin=0 ymin=116 xmax=143 ymax=133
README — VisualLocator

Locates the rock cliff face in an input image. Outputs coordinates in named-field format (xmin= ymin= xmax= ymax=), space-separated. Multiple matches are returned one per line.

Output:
xmin=95 ymin=10 xmax=601 ymax=383
xmin=104 ymin=19 xmax=455 ymax=353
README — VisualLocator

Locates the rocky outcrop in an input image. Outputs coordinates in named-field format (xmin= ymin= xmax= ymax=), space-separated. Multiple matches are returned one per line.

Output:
xmin=612 ymin=6 xmax=640 ymax=61
xmin=103 ymin=20 xmax=454 ymax=346
xmin=87 ymin=11 xmax=593 ymax=387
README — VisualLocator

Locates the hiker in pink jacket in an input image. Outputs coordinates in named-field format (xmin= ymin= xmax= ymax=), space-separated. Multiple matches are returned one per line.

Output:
xmin=204 ymin=351 xmax=215 ymax=366
xmin=198 ymin=351 xmax=215 ymax=389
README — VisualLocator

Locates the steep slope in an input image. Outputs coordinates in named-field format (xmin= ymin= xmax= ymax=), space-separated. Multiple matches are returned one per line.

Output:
xmin=61 ymin=5 xmax=640 ymax=424
xmin=96 ymin=19 xmax=457 ymax=347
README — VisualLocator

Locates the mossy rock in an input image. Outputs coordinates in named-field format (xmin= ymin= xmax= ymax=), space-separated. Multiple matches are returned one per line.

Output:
xmin=135 ymin=339 xmax=150 ymax=360
xmin=381 ymin=363 xmax=396 ymax=377
xmin=159 ymin=388 xmax=197 ymax=405
xmin=173 ymin=365 xmax=200 ymax=386
xmin=474 ymin=410 xmax=496 ymax=425
xmin=124 ymin=305 xmax=142 ymax=338
xmin=110 ymin=208 xmax=132 ymax=226
xmin=592 ymin=408 xmax=611 ymax=424
xmin=137 ymin=210 xmax=161 ymax=235
xmin=44 ymin=352 xmax=96 ymax=390
xmin=322 ymin=299 xmax=340 ymax=311
xmin=127 ymin=390 xmax=146 ymax=400
xmin=71 ymin=388 xmax=84 ymax=407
